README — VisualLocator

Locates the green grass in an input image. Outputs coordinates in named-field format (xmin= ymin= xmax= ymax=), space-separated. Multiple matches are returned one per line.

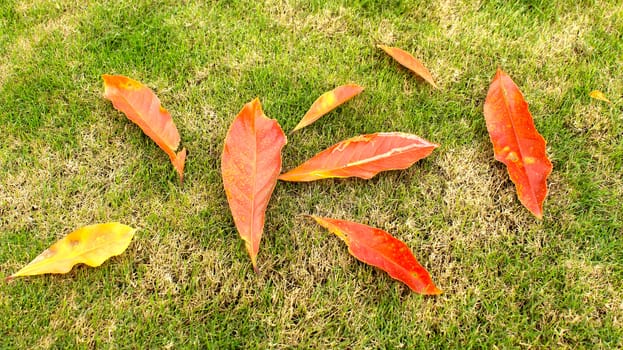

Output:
xmin=1 ymin=0 xmax=622 ymax=348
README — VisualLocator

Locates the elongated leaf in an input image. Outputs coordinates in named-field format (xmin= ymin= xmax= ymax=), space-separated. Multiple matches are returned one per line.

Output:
xmin=102 ymin=74 xmax=187 ymax=183
xmin=589 ymin=90 xmax=611 ymax=103
xmin=378 ymin=44 xmax=438 ymax=89
xmin=292 ymin=84 xmax=364 ymax=132
xmin=483 ymin=69 xmax=553 ymax=218
xmin=221 ymin=98 xmax=287 ymax=272
xmin=279 ymin=132 xmax=438 ymax=182
xmin=7 ymin=223 xmax=136 ymax=280
xmin=311 ymin=216 xmax=441 ymax=294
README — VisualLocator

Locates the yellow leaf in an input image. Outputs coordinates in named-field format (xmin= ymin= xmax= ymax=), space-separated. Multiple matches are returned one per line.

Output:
xmin=589 ymin=90 xmax=611 ymax=103
xmin=7 ymin=223 xmax=136 ymax=280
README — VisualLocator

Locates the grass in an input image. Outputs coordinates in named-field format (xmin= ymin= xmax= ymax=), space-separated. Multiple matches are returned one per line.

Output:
xmin=1 ymin=0 xmax=622 ymax=348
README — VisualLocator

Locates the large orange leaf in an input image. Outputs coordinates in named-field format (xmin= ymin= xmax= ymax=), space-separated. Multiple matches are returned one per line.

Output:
xmin=102 ymin=74 xmax=187 ymax=183
xmin=279 ymin=132 xmax=438 ymax=182
xmin=291 ymin=84 xmax=364 ymax=132
xmin=7 ymin=223 xmax=136 ymax=281
xmin=221 ymin=98 xmax=287 ymax=272
xmin=483 ymin=69 xmax=553 ymax=218
xmin=311 ymin=216 xmax=441 ymax=295
xmin=378 ymin=44 xmax=438 ymax=89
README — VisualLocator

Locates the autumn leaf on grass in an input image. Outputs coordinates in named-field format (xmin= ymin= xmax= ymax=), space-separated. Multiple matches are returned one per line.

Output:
xmin=221 ymin=98 xmax=287 ymax=272
xmin=483 ymin=69 xmax=553 ymax=219
xmin=589 ymin=90 xmax=611 ymax=103
xmin=291 ymin=84 xmax=364 ymax=132
xmin=377 ymin=44 xmax=438 ymax=89
xmin=7 ymin=223 xmax=136 ymax=281
xmin=102 ymin=74 xmax=187 ymax=183
xmin=310 ymin=216 xmax=441 ymax=295
xmin=279 ymin=132 xmax=438 ymax=182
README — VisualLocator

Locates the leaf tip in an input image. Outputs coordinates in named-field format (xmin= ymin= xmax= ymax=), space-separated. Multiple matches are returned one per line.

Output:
xmin=277 ymin=173 xmax=293 ymax=182
xmin=290 ymin=123 xmax=303 ymax=134
xmin=532 ymin=209 xmax=544 ymax=220
xmin=5 ymin=275 xmax=15 ymax=283
xmin=426 ymin=286 xmax=443 ymax=295
xmin=251 ymin=97 xmax=262 ymax=109
xmin=173 ymin=148 xmax=187 ymax=184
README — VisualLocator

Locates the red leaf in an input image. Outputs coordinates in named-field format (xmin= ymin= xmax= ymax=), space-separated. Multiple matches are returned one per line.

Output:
xmin=378 ymin=45 xmax=438 ymax=89
xmin=292 ymin=84 xmax=364 ymax=132
xmin=102 ymin=74 xmax=187 ymax=183
xmin=483 ymin=69 xmax=553 ymax=218
xmin=311 ymin=216 xmax=441 ymax=295
xmin=279 ymin=132 xmax=438 ymax=182
xmin=221 ymin=98 xmax=287 ymax=271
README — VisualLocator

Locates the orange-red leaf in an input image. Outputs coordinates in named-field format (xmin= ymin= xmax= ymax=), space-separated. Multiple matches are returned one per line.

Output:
xmin=279 ymin=132 xmax=438 ymax=182
xmin=378 ymin=44 xmax=438 ymax=89
xmin=221 ymin=98 xmax=287 ymax=271
xmin=292 ymin=84 xmax=364 ymax=132
xmin=311 ymin=216 xmax=441 ymax=295
xmin=7 ymin=223 xmax=136 ymax=280
xmin=483 ymin=69 xmax=553 ymax=218
xmin=102 ymin=74 xmax=187 ymax=183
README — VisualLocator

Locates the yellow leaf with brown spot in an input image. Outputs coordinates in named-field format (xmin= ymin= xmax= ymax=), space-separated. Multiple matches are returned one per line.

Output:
xmin=589 ymin=90 xmax=611 ymax=103
xmin=7 ymin=223 xmax=136 ymax=280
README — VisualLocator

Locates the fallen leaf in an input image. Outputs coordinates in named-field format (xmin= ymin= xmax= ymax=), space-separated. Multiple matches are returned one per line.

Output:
xmin=291 ymin=84 xmax=364 ymax=132
xmin=102 ymin=74 xmax=187 ymax=183
xmin=310 ymin=216 xmax=441 ymax=295
xmin=279 ymin=132 xmax=438 ymax=182
xmin=221 ymin=98 xmax=287 ymax=272
xmin=483 ymin=68 xmax=553 ymax=218
xmin=378 ymin=44 xmax=438 ymax=89
xmin=589 ymin=90 xmax=611 ymax=103
xmin=7 ymin=223 xmax=136 ymax=280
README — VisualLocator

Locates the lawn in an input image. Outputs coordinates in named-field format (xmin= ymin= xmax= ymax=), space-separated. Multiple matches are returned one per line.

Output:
xmin=1 ymin=0 xmax=622 ymax=348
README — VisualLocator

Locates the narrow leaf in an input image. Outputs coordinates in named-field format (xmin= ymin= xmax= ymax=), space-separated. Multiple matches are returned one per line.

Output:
xmin=221 ymin=98 xmax=287 ymax=272
xmin=377 ymin=44 xmax=438 ymax=89
xmin=7 ymin=223 xmax=136 ymax=280
xmin=102 ymin=74 xmax=187 ymax=183
xmin=311 ymin=216 xmax=441 ymax=295
xmin=589 ymin=90 xmax=611 ymax=103
xmin=292 ymin=84 xmax=364 ymax=132
xmin=483 ymin=69 xmax=553 ymax=218
xmin=279 ymin=132 xmax=438 ymax=182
